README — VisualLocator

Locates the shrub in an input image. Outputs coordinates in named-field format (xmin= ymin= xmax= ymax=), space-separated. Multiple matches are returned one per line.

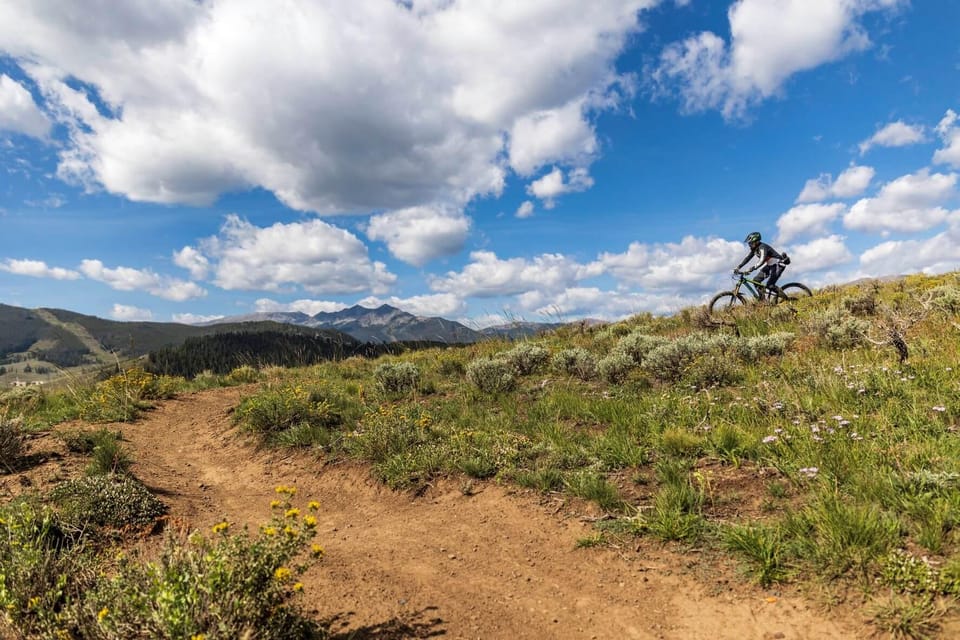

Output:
xmin=551 ymin=347 xmax=597 ymax=380
xmin=374 ymin=361 xmax=421 ymax=394
xmin=0 ymin=415 xmax=25 ymax=473
xmin=597 ymin=351 xmax=635 ymax=384
xmin=843 ymin=290 xmax=879 ymax=316
xmin=79 ymin=368 xmax=170 ymax=422
xmin=227 ymin=364 xmax=261 ymax=384
xmin=684 ymin=353 xmax=742 ymax=388
xmin=466 ymin=357 xmax=516 ymax=393
xmin=0 ymin=500 xmax=85 ymax=638
xmin=804 ymin=308 xmax=869 ymax=349
xmin=50 ymin=474 xmax=167 ymax=530
xmin=437 ymin=356 xmax=466 ymax=377
xmin=930 ymin=284 xmax=960 ymax=314
xmin=502 ymin=342 xmax=550 ymax=375
xmin=234 ymin=384 xmax=344 ymax=438
xmin=616 ymin=331 xmax=669 ymax=365
xmin=735 ymin=332 xmax=794 ymax=361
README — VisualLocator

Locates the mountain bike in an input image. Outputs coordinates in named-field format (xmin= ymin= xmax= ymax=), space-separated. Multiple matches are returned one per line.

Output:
xmin=708 ymin=272 xmax=812 ymax=317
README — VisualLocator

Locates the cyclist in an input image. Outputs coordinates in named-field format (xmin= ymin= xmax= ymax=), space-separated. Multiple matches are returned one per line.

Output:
xmin=734 ymin=232 xmax=790 ymax=300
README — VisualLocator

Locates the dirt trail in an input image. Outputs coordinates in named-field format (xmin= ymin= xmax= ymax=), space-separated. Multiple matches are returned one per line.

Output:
xmin=118 ymin=387 xmax=870 ymax=639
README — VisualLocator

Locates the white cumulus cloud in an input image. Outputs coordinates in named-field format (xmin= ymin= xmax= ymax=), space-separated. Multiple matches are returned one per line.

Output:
xmin=0 ymin=0 xmax=656 ymax=214
xmin=171 ymin=312 xmax=223 ymax=324
xmin=254 ymin=298 xmax=348 ymax=316
xmin=597 ymin=235 xmax=744 ymax=292
xmin=652 ymin=0 xmax=904 ymax=119
xmin=858 ymin=220 xmax=960 ymax=276
xmin=79 ymin=259 xmax=206 ymax=300
xmin=356 ymin=293 xmax=467 ymax=318
xmin=784 ymin=234 xmax=854 ymax=273
xmin=430 ymin=250 xmax=602 ymax=298
xmin=365 ymin=205 xmax=471 ymax=266
xmin=172 ymin=246 xmax=210 ymax=280
xmin=527 ymin=167 xmax=594 ymax=208
xmin=858 ymin=120 xmax=926 ymax=154
xmin=933 ymin=109 xmax=960 ymax=169
xmin=0 ymin=74 xmax=49 ymax=138
xmin=843 ymin=169 xmax=957 ymax=233
xmin=0 ymin=258 xmax=80 ymax=280
xmin=110 ymin=303 xmax=153 ymax=321
xmin=199 ymin=215 xmax=396 ymax=295
xmin=776 ymin=203 xmax=846 ymax=243
xmin=796 ymin=165 xmax=875 ymax=203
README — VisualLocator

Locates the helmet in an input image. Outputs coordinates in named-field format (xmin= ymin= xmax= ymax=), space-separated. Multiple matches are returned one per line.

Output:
xmin=744 ymin=231 xmax=761 ymax=245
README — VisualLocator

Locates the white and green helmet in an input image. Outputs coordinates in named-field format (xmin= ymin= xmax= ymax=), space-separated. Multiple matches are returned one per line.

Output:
xmin=744 ymin=231 xmax=761 ymax=245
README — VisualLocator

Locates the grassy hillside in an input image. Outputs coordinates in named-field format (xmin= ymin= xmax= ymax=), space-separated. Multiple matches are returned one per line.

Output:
xmin=3 ymin=271 xmax=960 ymax=637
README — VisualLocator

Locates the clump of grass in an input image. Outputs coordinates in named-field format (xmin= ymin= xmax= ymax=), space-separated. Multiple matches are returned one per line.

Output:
xmin=86 ymin=430 xmax=133 ymax=476
xmin=564 ymin=471 xmax=624 ymax=512
xmin=641 ymin=459 xmax=705 ymax=542
xmin=722 ymin=523 xmax=787 ymax=586
xmin=502 ymin=342 xmax=550 ymax=376
xmin=868 ymin=594 xmax=945 ymax=640
xmin=0 ymin=415 xmax=26 ymax=473
xmin=226 ymin=364 xmax=261 ymax=384
xmin=514 ymin=467 xmax=565 ymax=493
xmin=50 ymin=474 xmax=167 ymax=531
xmin=375 ymin=361 xmax=421 ymax=394
xmin=466 ymin=357 xmax=516 ymax=393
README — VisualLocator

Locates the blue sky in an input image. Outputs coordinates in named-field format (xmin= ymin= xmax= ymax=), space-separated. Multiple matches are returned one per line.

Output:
xmin=1 ymin=0 xmax=959 ymax=327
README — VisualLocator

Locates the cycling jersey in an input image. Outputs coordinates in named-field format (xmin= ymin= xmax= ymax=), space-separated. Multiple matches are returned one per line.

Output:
xmin=737 ymin=242 xmax=782 ymax=271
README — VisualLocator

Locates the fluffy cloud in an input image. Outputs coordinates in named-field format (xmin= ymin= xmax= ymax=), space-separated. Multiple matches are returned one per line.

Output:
xmin=254 ymin=298 xmax=348 ymax=316
xmin=172 ymin=246 xmax=210 ymax=280
xmin=0 ymin=258 xmax=80 ymax=280
xmin=597 ymin=235 xmax=744 ymax=292
xmin=796 ymin=165 xmax=875 ymax=203
xmin=858 ymin=120 xmax=926 ymax=154
xmin=858 ymin=220 xmax=960 ymax=276
xmin=784 ymin=234 xmax=854 ymax=272
xmin=171 ymin=312 xmax=224 ymax=324
xmin=517 ymin=286 xmax=701 ymax=319
xmin=365 ymin=206 xmax=471 ymax=266
xmin=356 ymin=293 xmax=467 ymax=318
xmin=110 ymin=304 xmax=153 ymax=321
xmin=776 ymin=203 xmax=846 ymax=243
xmin=197 ymin=215 xmax=395 ymax=295
xmin=843 ymin=169 xmax=957 ymax=233
xmin=0 ymin=0 xmax=655 ymax=214
xmin=515 ymin=201 xmax=535 ymax=219
xmin=0 ymin=75 xmax=49 ymax=138
xmin=933 ymin=109 xmax=960 ymax=168
xmin=430 ymin=250 xmax=602 ymax=298
xmin=527 ymin=167 xmax=594 ymax=208
xmin=652 ymin=0 xmax=904 ymax=119
xmin=79 ymin=259 xmax=206 ymax=300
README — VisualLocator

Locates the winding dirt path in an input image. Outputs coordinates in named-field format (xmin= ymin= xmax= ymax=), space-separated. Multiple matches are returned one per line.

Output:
xmin=119 ymin=387 xmax=870 ymax=639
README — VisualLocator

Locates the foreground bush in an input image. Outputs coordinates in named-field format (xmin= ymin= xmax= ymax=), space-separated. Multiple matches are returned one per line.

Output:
xmin=79 ymin=369 xmax=185 ymax=423
xmin=0 ymin=489 xmax=325 ymax=639
xmin=50 ymin=474 xmax=167 ymax=531
xmin=466 ymin=357 xmax=516 ymax=393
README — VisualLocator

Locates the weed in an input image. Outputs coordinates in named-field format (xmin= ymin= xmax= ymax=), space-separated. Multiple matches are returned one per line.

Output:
xmin=226 ymin=364 xmax=261 ymax=384
xmin=722 ymin=523 xmax=787 ymax=586
xmin=0 ymin=415 xmax=25 ymax=473
xmin=564 ymin=471 xmax=624 ymax=512
xmin=868 ymin=594 xmax=945 ymax=640
xmin=86 ymin=430 xmax=132 ymax=476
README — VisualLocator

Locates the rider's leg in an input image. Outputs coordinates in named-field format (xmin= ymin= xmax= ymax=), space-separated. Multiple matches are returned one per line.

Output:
xmin=766 ymin=264 xmax=786 ymax=299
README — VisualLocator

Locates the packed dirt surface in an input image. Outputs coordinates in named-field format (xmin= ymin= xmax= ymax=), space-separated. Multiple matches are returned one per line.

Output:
xmin=8 ymin=387 xmax=884 ymax=639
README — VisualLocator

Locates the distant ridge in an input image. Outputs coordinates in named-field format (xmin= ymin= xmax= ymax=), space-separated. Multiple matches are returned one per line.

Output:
xmin=207 ymin=304 xmax=562 ymax=343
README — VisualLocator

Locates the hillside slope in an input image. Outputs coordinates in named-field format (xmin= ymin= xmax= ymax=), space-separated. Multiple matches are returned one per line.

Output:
xmin=20 ymin=387 xmax=870 ymax=640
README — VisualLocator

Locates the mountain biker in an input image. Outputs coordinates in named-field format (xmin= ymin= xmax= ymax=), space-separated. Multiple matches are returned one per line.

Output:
xmin=734 ymin=232 xmax=790 ymax=300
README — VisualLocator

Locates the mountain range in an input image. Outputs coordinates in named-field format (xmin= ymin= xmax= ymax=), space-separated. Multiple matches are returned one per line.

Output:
xmin=0 ymin=302 xmax=562 ymax=371
xmin=203 ymin=304 xmax=562 ymax=344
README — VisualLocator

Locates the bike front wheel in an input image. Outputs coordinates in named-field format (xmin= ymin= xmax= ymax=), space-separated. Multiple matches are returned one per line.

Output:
xmin=708 ymin=291 xmax=747 ymax=316
xmin=776 ymin=282 xmax=813 ymax=302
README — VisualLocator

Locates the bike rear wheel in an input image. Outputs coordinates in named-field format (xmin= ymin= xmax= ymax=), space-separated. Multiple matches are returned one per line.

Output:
xmin=776 ymin=282 xmax=813 ymax=302
xmin=708 ymin=291 xmax=747 ymax=316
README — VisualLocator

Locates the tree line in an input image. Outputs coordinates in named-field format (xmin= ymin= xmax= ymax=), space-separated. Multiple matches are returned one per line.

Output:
xmin=144 ymin=330 xmax=451 ymax=378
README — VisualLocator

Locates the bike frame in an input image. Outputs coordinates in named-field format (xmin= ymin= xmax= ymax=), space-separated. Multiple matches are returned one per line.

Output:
xmin=732 ymin=274 xmax=772 ymax=301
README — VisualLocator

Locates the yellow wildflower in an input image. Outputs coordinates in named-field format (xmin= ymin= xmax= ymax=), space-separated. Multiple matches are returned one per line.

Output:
xmin=270 ymin=500 xmax=283 ymax=509
xmin=190 ymin=635 xmax=206 ymax=640
xmin=212 ymin=521 xmax=230 ymax=534
xmin=97 ymin=607 xmax=109 ymax=622
xmin=283 ymin=525 xmax=298 ymax=537
xmin=293 ymin=582 xmax=304 ymax=592
xmin=263 ymin=526 xmax=277 ymax=536
xmin=311 ymin=544 xmax=325 ymax=558
xmin=273 ymin=566 xmax=292 ymax=582
xmin=285 ymin=508 xmax=300 ymax=518
xmin=303 ymin=515 xmax=317 ymax=527
xmin=28 ymin=596 xmax=41 ymax=609
xmin=307 ymin=500 xmax=320 ymax=511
